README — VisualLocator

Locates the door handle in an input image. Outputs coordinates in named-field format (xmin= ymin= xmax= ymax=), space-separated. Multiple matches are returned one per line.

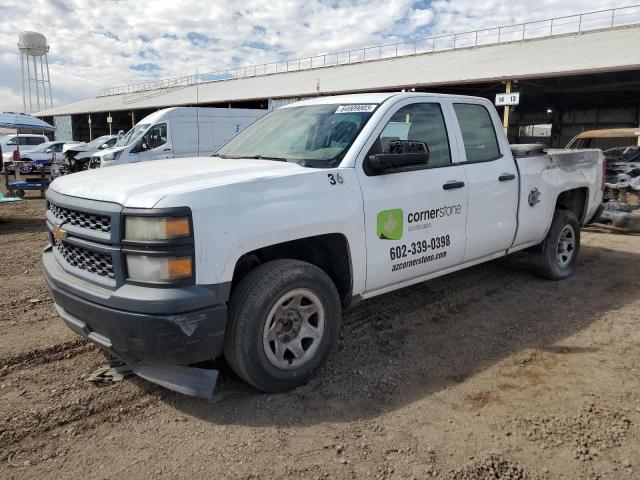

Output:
xmin=443 ymin=180 xmax=465 ymax=190
xmin=499 ymin=173 xmax=516 ymax=181
xmin=163 ymin=148 xmax=171 ymax=152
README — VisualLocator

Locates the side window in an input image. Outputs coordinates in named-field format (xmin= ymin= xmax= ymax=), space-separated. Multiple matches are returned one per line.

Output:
xmin=453 ymin=104 xmax=501 ymax=162
xmin=145 ymin=124 xmax=167 ymax=149
xmin=53 ymin=143 xmax=64 ymax=152
xmin=18 ymin=137 xmax=29 ymax=145
xmin=375 ymin=103 xmax=451 ymax=166
xmin=27 ymin=137 xmax=45 ymax=145
xmin=105 ymin=138 xmax=117 ymax=147
xmin=7 ymin=137 xmax=18 ymax=145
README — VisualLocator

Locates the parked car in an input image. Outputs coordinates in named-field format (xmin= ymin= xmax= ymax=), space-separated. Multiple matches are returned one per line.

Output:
xmin=43 ymin=93 xmax=604 ymax=398
xmin=89 ymin=107 xmax=266 ymax=168
xmin=0 ymin=133 xmax=49 ymax=172
xmin=64 ymin=135 xmax=118 ymax=172
xmin=2 ymin=141 xmax=66 ymax=175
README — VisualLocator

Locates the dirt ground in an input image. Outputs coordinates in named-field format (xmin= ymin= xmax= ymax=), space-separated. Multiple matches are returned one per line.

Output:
xmin=1 ymin=195 xmax=639 ymax=480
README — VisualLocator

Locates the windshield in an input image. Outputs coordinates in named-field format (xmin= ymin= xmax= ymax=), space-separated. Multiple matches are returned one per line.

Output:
xmin=85 ymin=135 xmax=112 ymax=148
xmin=604 ymin=146 xmax=640 ymax=163
xmin=214 ymin=104 xmax=377 ymax=167
xmin=116 ymin=124 xmax=149 ymax=147
xmin=32 ymin=142 xmax=54 ymax=152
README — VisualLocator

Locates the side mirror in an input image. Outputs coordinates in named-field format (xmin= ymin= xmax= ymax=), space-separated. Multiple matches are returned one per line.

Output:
xmin=45 ymin=148 xmax=52 ymax=153
xmin=99 ymin=143 xmax=108 ymax=149
xmin=365 ymin=140 xmax=429 ymax=175
xmin=131 ymin=142 xmax=147 ymax=153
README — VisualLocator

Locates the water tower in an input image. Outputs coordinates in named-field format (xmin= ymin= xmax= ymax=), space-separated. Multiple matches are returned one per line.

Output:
xmin=17 ymin=31 xmax=53 ymax=113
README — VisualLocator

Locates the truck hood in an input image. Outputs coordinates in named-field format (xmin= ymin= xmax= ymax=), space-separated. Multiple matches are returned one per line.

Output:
xmin=49 ymin=156 xmax=306 ymax=208
xmin=93 ymin=146 xmax=127 ymax=159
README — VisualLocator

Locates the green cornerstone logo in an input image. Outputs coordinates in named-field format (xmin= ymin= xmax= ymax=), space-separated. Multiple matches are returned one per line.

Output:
xmin=377 ymin=209 xmax=403 ymax=240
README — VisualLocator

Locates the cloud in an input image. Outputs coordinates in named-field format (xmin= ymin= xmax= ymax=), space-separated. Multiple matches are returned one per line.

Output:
xmin=0 ymin=0 xmax=625 ymax=113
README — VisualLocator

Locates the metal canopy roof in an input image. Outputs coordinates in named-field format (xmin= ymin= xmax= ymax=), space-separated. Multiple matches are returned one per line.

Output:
xmin=35 ymin=25 xmax=640 ymax=117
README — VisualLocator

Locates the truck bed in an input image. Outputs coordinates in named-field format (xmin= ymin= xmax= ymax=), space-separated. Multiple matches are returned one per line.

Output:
xmin=509 ymin=146 xmax=603 ymax=251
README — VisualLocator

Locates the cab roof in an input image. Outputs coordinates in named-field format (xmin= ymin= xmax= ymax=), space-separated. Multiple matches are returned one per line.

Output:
xmin=283 ymin=92 xmax=487 ymax=108
xmin=576 ymin=128 xmax=640 ymax=138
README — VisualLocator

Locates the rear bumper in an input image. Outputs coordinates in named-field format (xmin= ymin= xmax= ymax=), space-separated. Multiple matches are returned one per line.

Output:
xmin=43 ymin=248 xmax=228 ymax=365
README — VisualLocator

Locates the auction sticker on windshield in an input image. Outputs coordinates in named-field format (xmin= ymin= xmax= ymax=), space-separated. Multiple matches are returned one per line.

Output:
xmin=335 ymin=105 xmax=377 ymax=113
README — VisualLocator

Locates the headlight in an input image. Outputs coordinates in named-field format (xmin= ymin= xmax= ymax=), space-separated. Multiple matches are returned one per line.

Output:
xmin=103 ymin=150 xmax=123 ymax=161
xmin=125 ymin=216 xmax=191 ymax=241
xmin=126 ymin=255 xmax=193 ymax=282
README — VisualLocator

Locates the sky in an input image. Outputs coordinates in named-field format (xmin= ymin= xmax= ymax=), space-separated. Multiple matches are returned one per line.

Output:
xmin=0 ymin=0 xmax=626 ymax=112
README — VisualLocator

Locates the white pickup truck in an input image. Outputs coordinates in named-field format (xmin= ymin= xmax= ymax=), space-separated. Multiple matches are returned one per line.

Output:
xmin=43 ymin=93 xmax=604 ymax=398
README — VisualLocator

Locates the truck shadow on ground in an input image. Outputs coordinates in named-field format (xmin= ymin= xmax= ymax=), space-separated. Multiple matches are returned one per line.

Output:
xmin=160 ymin=239 xmax=639 ymax=426
xmin=0 ymin=199 xmax=48 ymax=236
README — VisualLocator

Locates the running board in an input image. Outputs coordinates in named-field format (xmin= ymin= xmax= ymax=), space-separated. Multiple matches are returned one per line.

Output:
xmin=132 ymin=361 xmax=218 ymax=399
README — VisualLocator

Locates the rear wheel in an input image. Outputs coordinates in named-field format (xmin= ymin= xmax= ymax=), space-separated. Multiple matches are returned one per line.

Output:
xmin=531 ymin=209 xmax=580 ymax=280
xmin=224 ymin=259 xmax=342 ymax=392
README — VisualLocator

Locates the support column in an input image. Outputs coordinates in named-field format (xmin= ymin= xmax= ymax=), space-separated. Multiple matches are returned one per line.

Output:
xmin=108 ymin=112 xmax=112 ymax=135
xmin=33 ymin=56 xmax=40 ymax=112
xmin=131 ymin=110 xmax=136 ymax=128
xmin=88 ymin=114 xmax=92 ymax=141
xmin=45 ymin=54 xmax=53 ymax=106
xmin=20 ymin=53 xmax=26 ymax=113
xmin=39 ymin=57 xmax=47 ymax=109
xmin=502 ymin=80 xmax=511 ymax=136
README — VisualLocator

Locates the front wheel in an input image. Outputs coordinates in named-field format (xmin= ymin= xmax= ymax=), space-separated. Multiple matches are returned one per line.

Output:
xmin=531 ymin=209 xmax=580 ymax=280
xmin=224 ymin=259 xmax=342 ymax=392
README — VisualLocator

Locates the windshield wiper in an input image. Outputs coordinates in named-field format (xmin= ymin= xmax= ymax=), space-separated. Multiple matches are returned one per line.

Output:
xmin=214 ymin=154 xmax=288 ymax=162
xmin=251 ymin=155 xmax=288 ymax=162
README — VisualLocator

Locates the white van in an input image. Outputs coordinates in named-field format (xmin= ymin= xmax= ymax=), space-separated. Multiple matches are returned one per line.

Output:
xmin=90 ymin=107 xmax=266 ymax=168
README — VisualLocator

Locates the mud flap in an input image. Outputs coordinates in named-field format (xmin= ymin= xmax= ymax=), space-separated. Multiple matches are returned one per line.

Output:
xmin=132 ymin=362 xmax=218 ymax=399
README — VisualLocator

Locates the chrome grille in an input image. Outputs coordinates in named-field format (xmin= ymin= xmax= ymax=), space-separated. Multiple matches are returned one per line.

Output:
xmin=49 ymin=203 xmax=111 ymax=233
xmin=55 ymin=241 xmax=114 ymax=279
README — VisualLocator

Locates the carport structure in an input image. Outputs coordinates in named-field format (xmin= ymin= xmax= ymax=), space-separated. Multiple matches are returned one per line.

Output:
xmin=36 ymin=5 xmax=640 ymax=148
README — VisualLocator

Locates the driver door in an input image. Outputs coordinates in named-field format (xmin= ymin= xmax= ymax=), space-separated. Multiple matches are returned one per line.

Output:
xmin=138 ymin=123 xmax=172 ymax=162
xmin=356 ymin=99 xmax=468 ymax=294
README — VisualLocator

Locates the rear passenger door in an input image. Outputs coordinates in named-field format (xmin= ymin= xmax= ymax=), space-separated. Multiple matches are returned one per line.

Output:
xmin=450 ymin=101 xmax=519 ymax=262
xmin=357 ymin=99 xmax=468 ymax=294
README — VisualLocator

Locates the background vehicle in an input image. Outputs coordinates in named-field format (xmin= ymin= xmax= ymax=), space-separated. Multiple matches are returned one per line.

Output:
xmin=566 ymin=128 xmax=640 ymax=149
xmin=567 ymin=129 xmax=640 ymax=204
xmin=0 ymin=134 xmax=48 ymax=172
xmin=89 ymin=107 xmax=266 ymax=168
xmin=43 ymin=93 xmax=603 ymax=398
xmin=2 ymin=141 xmax=66 ymax=175
xmin=64 ymin=135 xmax=117 ymax=172
xmin=0 ymin=133 xmax=48 ymax=150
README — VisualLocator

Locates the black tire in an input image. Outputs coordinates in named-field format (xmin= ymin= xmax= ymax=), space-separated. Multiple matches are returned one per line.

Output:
xmin=531 ymin=209 xmax=580 ymax=280
xmin=224 ymin=259 xmax=342 ymax=392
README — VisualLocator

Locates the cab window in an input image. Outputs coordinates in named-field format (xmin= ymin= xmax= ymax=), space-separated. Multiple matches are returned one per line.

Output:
xmin=374 ymin=103 xmax=451 ymax=166
xmin=453 ymin=104 xmax=501 ymax=162
xmin=145 ymin=124 xmax=167 ymax=149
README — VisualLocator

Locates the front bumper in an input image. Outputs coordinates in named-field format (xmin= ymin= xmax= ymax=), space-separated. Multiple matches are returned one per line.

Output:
xmin=43 ymin=247 xmax=228 ymax=366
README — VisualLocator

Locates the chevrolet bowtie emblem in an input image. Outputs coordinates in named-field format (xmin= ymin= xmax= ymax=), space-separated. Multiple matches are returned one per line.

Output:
xmin=53 ymin=224 xmax=67 ymax=241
